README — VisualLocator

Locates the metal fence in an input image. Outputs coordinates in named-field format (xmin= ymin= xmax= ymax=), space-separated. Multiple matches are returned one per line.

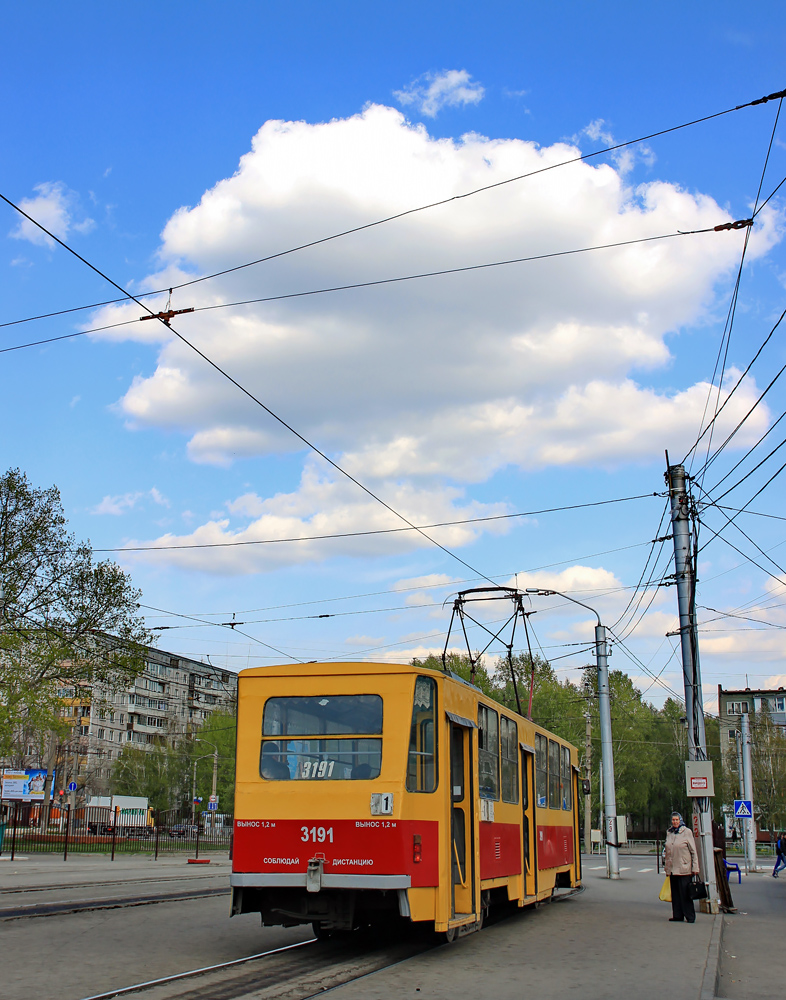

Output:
xmin=0 ymin=803 xmax=232 ymax=860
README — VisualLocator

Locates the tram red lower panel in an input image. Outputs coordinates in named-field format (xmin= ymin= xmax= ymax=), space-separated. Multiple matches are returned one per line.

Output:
xmin=536 ymin=824 xmax=574 ymax=869
xmin=479 ymin=821 xmax=521 ymax=879
xmin=233 ymin=818 xmax=439 ymax=886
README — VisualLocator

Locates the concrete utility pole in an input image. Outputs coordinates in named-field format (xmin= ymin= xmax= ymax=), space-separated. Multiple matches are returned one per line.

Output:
xmin=741 ymin=713 xmax=757 ymax=872
xmin=526 ymin=588 xmax=619 ymax=878
xmin=665 ymin=462 xmax=718 ymax=907
xmin=595 ymin=623 xmax=619 ymax=879
xmin=584 ymin=707 xmax=592 ymax=855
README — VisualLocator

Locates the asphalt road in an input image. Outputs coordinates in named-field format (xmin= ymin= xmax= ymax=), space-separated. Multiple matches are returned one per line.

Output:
xmin=9 ymin=853 xmax=775 ymax=1000
xmin=1 ymin=856 xmax=311 ymax=1000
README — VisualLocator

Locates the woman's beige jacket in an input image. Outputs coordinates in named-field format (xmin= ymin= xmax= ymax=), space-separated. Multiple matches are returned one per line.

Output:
xmin=664 ymin=825 xmax=700 ymax=875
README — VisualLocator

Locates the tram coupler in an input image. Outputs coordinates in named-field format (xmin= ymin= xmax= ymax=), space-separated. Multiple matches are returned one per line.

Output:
xmin=306 ymin=855 xmax=325 ymax=893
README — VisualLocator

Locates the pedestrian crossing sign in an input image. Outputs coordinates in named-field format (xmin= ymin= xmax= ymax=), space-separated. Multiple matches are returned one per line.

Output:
xmin=734 ymin=799 xmax=752 ymax=818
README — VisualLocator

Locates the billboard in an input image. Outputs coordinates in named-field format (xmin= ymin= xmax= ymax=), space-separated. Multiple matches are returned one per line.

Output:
xmin=1 ymin=768 xmax=48 ymax=801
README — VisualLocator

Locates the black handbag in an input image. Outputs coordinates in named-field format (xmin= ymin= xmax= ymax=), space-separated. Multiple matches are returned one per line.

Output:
xmin=688 ymin=875 xmax=708 ymax=901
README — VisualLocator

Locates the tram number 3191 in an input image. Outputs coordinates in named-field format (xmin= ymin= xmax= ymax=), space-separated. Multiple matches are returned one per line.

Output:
xmin=301 ymin=825 xmax=334 ymax=843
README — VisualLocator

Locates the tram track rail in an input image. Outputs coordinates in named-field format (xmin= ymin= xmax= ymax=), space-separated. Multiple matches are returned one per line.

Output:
xmin=77 ymin=936 xmax=433 ymax=1000
xmin=0 ymin=885 xmax=228 ymax=920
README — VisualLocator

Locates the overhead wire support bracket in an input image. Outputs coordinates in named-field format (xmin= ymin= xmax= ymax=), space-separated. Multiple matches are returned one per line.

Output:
xmin=139 ymin=307 xmax=194 ymax=325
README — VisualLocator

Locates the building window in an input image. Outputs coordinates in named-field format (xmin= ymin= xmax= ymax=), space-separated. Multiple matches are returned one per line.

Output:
xmin=97 ymin=728 xmax=105 ymax=739
xmin=728 ymin=729 xmax=738 ymax=742
xmin=727 ymin=701 xmax=750 ymax=715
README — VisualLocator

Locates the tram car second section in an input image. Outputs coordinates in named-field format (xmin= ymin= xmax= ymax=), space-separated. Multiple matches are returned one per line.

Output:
xmin=230 ymin=661 xmax=580 ymax=939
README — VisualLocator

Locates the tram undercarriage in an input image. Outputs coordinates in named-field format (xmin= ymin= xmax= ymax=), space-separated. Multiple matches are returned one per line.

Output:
xmin=232 ymin=885 xmax=404 ymax=931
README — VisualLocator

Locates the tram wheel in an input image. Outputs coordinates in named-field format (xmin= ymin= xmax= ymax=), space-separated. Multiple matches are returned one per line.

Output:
xmin=444 ymin=926 xmax=458 ymax=944
xmin=312 ymin=921 xmax=332 ymax=941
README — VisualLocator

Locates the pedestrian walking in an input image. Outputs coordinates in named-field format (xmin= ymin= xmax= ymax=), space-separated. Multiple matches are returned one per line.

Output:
xmin=664 ymin=812 xmax=700 ymax=923
xmin=772 ymin=832 xmax=786 ymax=877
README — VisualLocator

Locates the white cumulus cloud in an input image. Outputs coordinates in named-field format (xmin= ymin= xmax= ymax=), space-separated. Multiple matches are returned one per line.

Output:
xmin=117 ymin=459 xmax=511 ymax=575
xmin=83 ymin=105 xmax=782 ymax=573
xmin=9 ymin=181 xmax=94 ymax=247
xmin=394 ymin=69 xmax=485 ymax=117
xmin=91 ymin=488 xmax=170 ymax=516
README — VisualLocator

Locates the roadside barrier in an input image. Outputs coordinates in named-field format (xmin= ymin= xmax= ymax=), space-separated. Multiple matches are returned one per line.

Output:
xmin=0 ymin=803 xmax=232 ymax=859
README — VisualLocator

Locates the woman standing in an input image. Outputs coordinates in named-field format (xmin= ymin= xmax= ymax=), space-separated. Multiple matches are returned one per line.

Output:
xmin=664 ymin=812 xmax=700 ymax=923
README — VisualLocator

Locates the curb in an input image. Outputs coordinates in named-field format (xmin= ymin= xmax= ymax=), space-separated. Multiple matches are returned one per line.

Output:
xmin=699 ymin=912 xmax=724 ymax=1000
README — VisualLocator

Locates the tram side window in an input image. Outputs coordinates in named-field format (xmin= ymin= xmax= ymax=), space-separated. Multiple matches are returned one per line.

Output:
xmin=548 ymin=739 xmax=560 ymax=809
xmin=535 ymin=733 xmax=547 ymax=807
xmin=478 ymin=704 xmax=500 ymax=800
xmin=561 ymin=745 xmax=572 ymax=810
xmin=500 ymin=717 xmax=519 ymax=804
xmin=406 ymin=676 xmax=437 ymax=793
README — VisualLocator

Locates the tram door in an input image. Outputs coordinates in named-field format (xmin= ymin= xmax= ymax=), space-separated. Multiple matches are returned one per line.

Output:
xmin=521 ymin=747 xmax=537 ymax=897
xmin=450 ymin=723 xmax=475 ymax=917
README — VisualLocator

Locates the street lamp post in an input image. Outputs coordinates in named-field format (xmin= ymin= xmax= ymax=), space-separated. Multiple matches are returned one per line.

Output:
xmin=525 ymin=588 xmax=620 ymax=879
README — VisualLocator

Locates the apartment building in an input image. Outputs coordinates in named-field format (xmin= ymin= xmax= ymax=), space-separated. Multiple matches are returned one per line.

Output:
xmin=57 ymin=643 xmax=237 ymax=795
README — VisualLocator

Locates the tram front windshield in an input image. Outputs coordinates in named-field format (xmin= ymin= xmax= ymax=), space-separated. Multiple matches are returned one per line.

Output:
xmin=260 ymin=695 xmax=382 ymax=781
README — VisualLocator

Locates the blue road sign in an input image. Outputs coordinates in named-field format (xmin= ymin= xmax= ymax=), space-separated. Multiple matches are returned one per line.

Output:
xmin=734 ymin=799 xmax=753 ymax=818
xmin=208 ymin=801 xmax=218 ymax=811
xmin=67 ymin=781 xmax=77 ymax=792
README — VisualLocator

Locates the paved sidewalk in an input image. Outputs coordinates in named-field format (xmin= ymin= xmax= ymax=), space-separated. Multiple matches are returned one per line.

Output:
xmin=717 ymin=867 xmax=784 ymax=999
xmin=328 ymin=864 xmax=716 ymax=1000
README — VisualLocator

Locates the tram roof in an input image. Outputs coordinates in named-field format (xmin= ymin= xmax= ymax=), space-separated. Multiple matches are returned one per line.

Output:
xmin=238 ymin=661 xmax=485 ymax=693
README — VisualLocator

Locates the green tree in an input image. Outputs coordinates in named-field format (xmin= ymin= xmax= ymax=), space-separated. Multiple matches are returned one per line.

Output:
xmin=750 ymin=707 xmax=786 ymax=833
xmin=111 ymin=743 xmax=191 ymax=812
xmin=0 ymin=469 xmax=151 ymax=779
xmin=411 ymin=652 xmax=497 ymax=698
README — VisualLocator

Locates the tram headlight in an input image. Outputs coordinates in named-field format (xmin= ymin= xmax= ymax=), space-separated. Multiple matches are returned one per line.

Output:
xmin=413 ymin=834 xmax=422 ymax=863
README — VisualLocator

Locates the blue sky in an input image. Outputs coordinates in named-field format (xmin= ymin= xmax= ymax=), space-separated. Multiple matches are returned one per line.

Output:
xmin=2 ymin=1 xmax=786 ymax=706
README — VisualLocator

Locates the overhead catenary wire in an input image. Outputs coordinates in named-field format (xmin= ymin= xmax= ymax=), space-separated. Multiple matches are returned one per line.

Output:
xmin=691 ymin=314 xmax=786 ymax=484
xmin=92 ymin=494 xmax=656 ymax=553
xmin=753 ymin=172 xmax=786 ymax=218
xmin=702 ymin=411 xmax=786 ymax=498
xmin=0 ymin=229 xmax=750 ymax=357
xmin=0 ymin=190 xmax=497 ymax=588
xmin=694 ymin=483 xmax=786 ymax=577
xmin=3 ymin=85 xmax=783 ymax=333
xmin=688 ymin=97 xmax=783 ymax=483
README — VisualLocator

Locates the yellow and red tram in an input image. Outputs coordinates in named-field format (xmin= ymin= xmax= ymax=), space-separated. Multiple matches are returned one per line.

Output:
xmin=231 ymin=660 xmax=581 ymax=938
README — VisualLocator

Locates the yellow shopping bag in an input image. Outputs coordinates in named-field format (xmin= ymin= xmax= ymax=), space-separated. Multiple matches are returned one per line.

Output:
xmin=659 ymin=876 xmax=671 ymax=902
